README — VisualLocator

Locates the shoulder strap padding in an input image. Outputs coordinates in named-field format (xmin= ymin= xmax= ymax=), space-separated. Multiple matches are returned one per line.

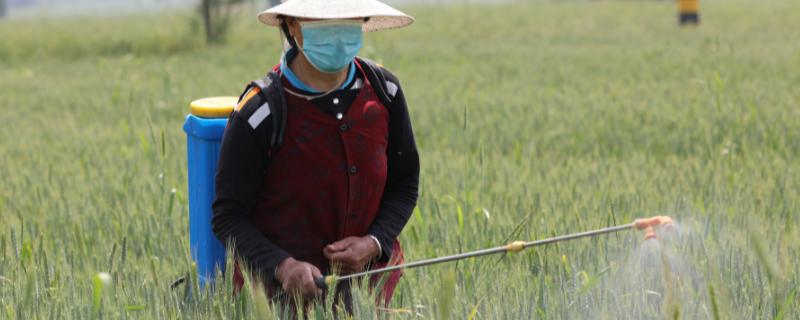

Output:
xmin=356 ymin=57 xmax=394 ymax=108
xmin=248 ymin=71 xmax=287 ymax=150
xmin=236 ymin=71 xmax=286 ymax=151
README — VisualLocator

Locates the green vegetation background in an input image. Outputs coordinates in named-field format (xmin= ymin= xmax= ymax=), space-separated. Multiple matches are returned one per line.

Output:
xmin=1 ymin=1 xmax=798 ymax=318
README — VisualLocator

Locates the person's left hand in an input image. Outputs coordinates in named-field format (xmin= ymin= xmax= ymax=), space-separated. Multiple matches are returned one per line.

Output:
xmin=323 ymin=236 xmax=380 ymax=274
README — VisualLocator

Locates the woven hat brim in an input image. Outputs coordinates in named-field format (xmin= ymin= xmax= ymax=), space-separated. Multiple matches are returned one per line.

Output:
xmin=257 ymin=0 xmax=414 ymax=32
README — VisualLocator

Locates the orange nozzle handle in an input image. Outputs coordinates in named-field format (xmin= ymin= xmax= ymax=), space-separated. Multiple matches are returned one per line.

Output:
xmin=633 ymin=215 xmax=673 ymax=230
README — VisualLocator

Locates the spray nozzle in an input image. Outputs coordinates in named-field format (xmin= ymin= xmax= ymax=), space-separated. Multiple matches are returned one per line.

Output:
xmin=633 ymin=216 xmax=673 ymax=229
xmin=633 ymin=216 xmax=674 ymax=240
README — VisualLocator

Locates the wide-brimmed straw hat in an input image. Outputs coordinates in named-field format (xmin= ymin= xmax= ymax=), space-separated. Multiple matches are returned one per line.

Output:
xmin=258 ymin=0 xmax=414 ymax=32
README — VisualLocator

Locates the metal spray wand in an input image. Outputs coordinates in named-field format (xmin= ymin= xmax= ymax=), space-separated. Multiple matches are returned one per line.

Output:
xmin=314 ymin=215 xmax=674 ymax=289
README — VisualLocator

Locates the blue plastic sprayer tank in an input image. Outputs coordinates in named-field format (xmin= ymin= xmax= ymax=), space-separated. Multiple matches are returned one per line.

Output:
xmin=183 ymin=96 xmax=237 ymax=287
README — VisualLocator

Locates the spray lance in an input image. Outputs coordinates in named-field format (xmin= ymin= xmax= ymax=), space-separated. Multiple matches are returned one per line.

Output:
xmin=313 ymin=215 xmax=674 ymax=289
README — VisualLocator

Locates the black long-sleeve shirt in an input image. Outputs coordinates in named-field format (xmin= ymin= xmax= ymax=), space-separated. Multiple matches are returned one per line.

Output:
xmin=211 ymin=63 xmax=419 ymax=282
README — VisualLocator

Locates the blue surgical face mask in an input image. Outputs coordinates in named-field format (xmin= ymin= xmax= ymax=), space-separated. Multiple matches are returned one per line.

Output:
xmin=298 ymin=20 xmax=363 ymax=73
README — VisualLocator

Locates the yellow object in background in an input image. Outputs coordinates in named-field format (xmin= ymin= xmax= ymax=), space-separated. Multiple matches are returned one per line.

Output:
xmin=189 ymin=96 xmax=237 ymax=118
xmin=678 ymin=0 xmax=699 ymax=13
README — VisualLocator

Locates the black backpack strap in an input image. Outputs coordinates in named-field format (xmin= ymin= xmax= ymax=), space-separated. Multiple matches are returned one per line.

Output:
xmin=356 ymin=57 xmax=394 ymax=108
xmin=267 ymin=72 xmax=288 ymax=149
xmin=246 ymin=71 xmax=288 ymax=151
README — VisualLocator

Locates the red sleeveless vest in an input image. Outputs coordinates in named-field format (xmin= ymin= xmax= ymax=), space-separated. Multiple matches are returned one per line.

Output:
xmin=236 ymin=60 xmax=404 ymax=304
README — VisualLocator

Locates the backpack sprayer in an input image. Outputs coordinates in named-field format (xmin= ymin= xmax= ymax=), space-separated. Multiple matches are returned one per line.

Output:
xmin=180 ymin=99 xmax=675 ymax=293
xmin=313 ymin=215 xmax=674 ymax=289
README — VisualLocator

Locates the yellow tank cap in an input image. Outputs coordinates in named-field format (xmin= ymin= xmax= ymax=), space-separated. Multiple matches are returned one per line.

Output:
xmin=190 ymin=96 xmax=238 ymax=118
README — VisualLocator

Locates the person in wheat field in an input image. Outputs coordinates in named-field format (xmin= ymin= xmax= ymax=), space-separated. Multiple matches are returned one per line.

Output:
xmin=211 ymin=0 xmax=419 ymax=309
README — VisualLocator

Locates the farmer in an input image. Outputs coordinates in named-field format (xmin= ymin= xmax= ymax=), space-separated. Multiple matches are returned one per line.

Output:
xmin=211 ymin=0 xmax=419 ymax=309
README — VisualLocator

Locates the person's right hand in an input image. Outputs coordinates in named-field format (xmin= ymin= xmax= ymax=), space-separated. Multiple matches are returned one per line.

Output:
xmin=275 ymin=257 xmax=323 ymax=298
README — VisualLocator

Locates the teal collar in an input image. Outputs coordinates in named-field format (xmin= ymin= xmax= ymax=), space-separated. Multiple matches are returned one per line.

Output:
xmin=280 ymin=48 xmax=356 ymax=94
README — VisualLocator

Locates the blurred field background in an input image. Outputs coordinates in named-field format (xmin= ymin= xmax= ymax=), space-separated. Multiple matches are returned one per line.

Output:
xmin=1 ymin=0 xmax=799 ymax=318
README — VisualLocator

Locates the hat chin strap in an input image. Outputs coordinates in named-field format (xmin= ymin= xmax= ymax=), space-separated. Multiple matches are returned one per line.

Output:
xmin=280 ymin=19 xmax=299 ymax=50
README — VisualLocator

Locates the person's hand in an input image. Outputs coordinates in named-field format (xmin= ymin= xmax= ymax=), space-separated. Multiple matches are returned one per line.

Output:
xmin=275 ymin=257 xmax=323 ymax=297
xmin=323 ymin=236 xmax=380 ymax=274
